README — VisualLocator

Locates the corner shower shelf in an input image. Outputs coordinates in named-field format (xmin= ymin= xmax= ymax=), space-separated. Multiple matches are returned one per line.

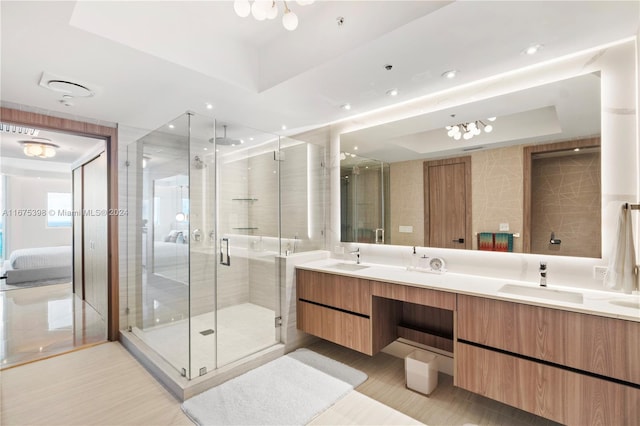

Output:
xmin=232 ymin=227 xmax=259 ymax=231
xmin=232 ymin=198 xmax=258 ymax=201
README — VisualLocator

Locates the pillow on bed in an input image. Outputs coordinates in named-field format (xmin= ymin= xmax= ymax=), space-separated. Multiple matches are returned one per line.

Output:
xmin=164 ymin=230 xmax=182 ymax=243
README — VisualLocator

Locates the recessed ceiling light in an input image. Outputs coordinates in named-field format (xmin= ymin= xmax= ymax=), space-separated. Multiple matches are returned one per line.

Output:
xmin=168 ymin=124 xmax=175 ymax=129
xmin=386 ymin=89 xmax=399 ymax=97
xmin=249 ymin=137 xmax=254 ymax=141
xmin=206 ymin=103 xmax=213 ymax=110
xmin=574 ymin=148 xmax=580 ymax=152
xmin=281 ymin=125 xmax=287 ymax=130
xmin=487 ymin=117 xmax=497 ymax=122
xmin=341 ymin=103 xmax=352 ymax=110
xmin=354 ymin=146 xmax=358 ymax=150
xmin=442 ymin=70 xmax=458 ymax=79
xmin=523 ymin=44 xmax=543 ymax=55
xmin=240 ymin=139 xmax=245 ymax=144
xmin=204 ymin=147 xmax=208 ymax=151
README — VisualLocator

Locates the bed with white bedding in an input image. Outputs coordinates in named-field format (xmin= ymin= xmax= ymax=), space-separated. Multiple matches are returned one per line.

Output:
xmin=1 ymin=246 xmax=72 ymax=285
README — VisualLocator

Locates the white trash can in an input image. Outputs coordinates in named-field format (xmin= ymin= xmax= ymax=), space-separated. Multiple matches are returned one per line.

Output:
xmin=405 ymin=349 xmax=438 ymax=395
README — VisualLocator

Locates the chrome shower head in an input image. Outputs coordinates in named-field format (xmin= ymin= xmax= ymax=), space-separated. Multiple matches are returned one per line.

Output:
xmin=192 ymin=155 xmax=206 ymax=169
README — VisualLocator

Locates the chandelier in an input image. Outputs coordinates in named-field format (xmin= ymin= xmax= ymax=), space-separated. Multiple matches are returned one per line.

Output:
xmin=233 ymin=0 xmax=315 ymax=31
xmin=21 ymin=138 xmax=58 ymax=158
xmin=446 ymin=117 xmax=496 ymax=141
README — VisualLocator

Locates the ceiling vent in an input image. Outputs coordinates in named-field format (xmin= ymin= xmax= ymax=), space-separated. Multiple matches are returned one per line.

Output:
xmin=0 ymin=122 xmax=40 ymax=136
xmin=39 ymin=72 xmax=95 ymax=97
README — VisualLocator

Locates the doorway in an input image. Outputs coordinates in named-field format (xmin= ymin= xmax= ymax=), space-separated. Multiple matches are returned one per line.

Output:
xmin=0 ymin=107 xmax=117 ymax=368
xmin=423 ymin=156 xmax=472 ymax=249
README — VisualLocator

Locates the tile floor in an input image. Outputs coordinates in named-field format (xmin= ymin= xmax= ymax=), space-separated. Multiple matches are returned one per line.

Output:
xmin=133 ymin=302 xmax=277 ymax=376
xmin=0 ymin=283 xmax=107 ymax=369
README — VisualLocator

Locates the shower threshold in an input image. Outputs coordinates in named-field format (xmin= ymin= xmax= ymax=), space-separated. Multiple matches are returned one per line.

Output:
xmin=121 ymin=330 xmax=284 ymax=401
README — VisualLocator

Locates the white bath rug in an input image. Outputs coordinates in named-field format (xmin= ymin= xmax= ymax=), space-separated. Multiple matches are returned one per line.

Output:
xmin=181 ymin=348 xmax=367 ymax=425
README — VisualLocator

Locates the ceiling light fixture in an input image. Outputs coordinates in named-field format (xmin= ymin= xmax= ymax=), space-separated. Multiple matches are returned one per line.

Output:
xmin=341 ymin=103 xmax=352 ymax=110
xmin=233 ymin=0 xmax=315 ymax=31
xmin=20 ymin=138 xmax=59 ymax=158
xmin=445 ymin=118 xmax=496 ymax=141
xmin=386 ymin=88 xmax=399 ymax=97
xmin=175 ymin=185 xmax=187 ymax=222
xmin=523 ymin=44 xmax=543 ymax=55
xmin=442 ymin=70 xmax=458 ymax=79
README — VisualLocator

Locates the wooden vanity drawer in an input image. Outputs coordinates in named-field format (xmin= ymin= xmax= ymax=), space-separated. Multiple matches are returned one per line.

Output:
xmin=457 ymin=295 xmax=640 ymax=385
xmin=297 ymin=300 xmax=372 ymax=355
xmin=372 ymin=281 xmax=456 ymax=310
xmin=456 ymin=342 xmax=639 ymax=425
xmin=297 ymin=269 xmax=371 ymax=315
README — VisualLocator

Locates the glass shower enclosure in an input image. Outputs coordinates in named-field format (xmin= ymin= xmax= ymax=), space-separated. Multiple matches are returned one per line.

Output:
xmin=340 ymin=153 xmax=390 ymax=244
xmin=125 ymin=112 xmax=322 ymax=379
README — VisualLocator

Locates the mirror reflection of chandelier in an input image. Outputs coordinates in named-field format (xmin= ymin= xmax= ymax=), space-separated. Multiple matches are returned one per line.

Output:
xmin=446 ymin=117 xmax=496 ymax=141
xmin=233 ymin=0 xmax=315 ymax=31
xmin=21 ymin=138 xmax=58 ymax=158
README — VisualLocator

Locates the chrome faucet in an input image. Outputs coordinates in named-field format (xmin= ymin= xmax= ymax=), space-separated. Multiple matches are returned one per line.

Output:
xmin=539 ymin=261 xmax=547 ymax=287
xmin=350 ymin=248 xmax=361 ymax=264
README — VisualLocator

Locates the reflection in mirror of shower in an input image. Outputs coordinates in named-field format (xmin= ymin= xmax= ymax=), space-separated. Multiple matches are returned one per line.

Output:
xmin=192 ymin=156 xmax=206 ymax=169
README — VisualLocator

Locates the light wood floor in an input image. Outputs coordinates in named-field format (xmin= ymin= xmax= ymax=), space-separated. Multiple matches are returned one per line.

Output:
xmin=308 ymin=340 xmax=560 ymax=426
xmin=0 ymin=342 xmax=192 ymax=426
xmin=1 ymin=339 xmax=561 ymax=426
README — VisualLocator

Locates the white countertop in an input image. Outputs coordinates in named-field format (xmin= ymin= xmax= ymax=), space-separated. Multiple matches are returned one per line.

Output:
xmin=296 ymin=259 xmax=640 ymax=322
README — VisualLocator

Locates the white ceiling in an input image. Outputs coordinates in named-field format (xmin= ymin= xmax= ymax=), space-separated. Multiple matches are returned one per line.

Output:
xmin=0 ymin=1 xmax=638 ymax=155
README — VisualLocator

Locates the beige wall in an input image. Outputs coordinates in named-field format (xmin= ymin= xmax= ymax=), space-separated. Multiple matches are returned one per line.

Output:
xmin=389 ymin=160 xmax=424 ymax=246
xmin=389 ymin=144 xmax=524 ymax=251
xmin=531 ymin=152 xmax=601 ymax=258
xmin=471 ymin=145 xmax=524 ymax=252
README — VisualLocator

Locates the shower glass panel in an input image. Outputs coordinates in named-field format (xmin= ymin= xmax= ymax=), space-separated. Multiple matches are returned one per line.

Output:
xmin=125 ymin=112 xmax=324 ymax=380
xmin=204 ymin=122 xmax=281 ymax=369
xmin=340 ymin=154 xmax=390 ymax=244
xmin=126 ymin=113 xmax=191 ymax=375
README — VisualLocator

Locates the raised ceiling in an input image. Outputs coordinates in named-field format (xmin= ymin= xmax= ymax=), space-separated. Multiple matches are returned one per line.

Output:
xmin=0 ymin=1 xmax=638 ymax=139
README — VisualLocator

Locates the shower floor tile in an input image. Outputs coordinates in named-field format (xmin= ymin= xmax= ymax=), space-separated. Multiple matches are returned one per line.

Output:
xmin=134 ymin=303 xmax=277 ymax=376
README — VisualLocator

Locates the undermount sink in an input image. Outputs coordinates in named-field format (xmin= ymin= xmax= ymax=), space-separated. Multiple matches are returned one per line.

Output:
xmin=498 ymin=284 xmax=584 ymax=304
xmin=609 ymin=299 xmax=640 ymax=309
xmin=329 ymin=262 xmax=371 ymax=271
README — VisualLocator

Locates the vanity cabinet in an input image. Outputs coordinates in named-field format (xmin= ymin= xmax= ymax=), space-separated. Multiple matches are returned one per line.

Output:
xmin=297 ymin=269 xmax=374 ymax=354
xmin=456 ymin=295 xmax=640 ymax=425
xmin=296 ymin=269 xmax=456 ymax=356
xmin=297 ymin=269 xmax=371 ymax=315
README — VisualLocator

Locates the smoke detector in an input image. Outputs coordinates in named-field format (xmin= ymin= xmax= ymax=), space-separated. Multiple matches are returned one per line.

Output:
xmin=39 ymin=72 xmax=95 ymax=97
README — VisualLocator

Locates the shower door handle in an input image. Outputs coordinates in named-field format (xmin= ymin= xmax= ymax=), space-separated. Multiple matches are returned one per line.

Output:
xmin=220 ymin=238 xmax=230 ymax=266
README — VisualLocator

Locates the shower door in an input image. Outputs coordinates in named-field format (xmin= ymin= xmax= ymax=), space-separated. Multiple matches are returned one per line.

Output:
xmin=189 ymin=118 xmax=281 ymax=374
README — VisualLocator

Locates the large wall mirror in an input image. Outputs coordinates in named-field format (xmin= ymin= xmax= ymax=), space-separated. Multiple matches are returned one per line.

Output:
xmin=340 ymin=72 xmax=602 ymax=258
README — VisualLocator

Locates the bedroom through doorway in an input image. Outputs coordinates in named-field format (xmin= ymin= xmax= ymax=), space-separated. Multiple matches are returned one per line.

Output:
xmin=0 ymin=122 xmax=110 ymax=369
